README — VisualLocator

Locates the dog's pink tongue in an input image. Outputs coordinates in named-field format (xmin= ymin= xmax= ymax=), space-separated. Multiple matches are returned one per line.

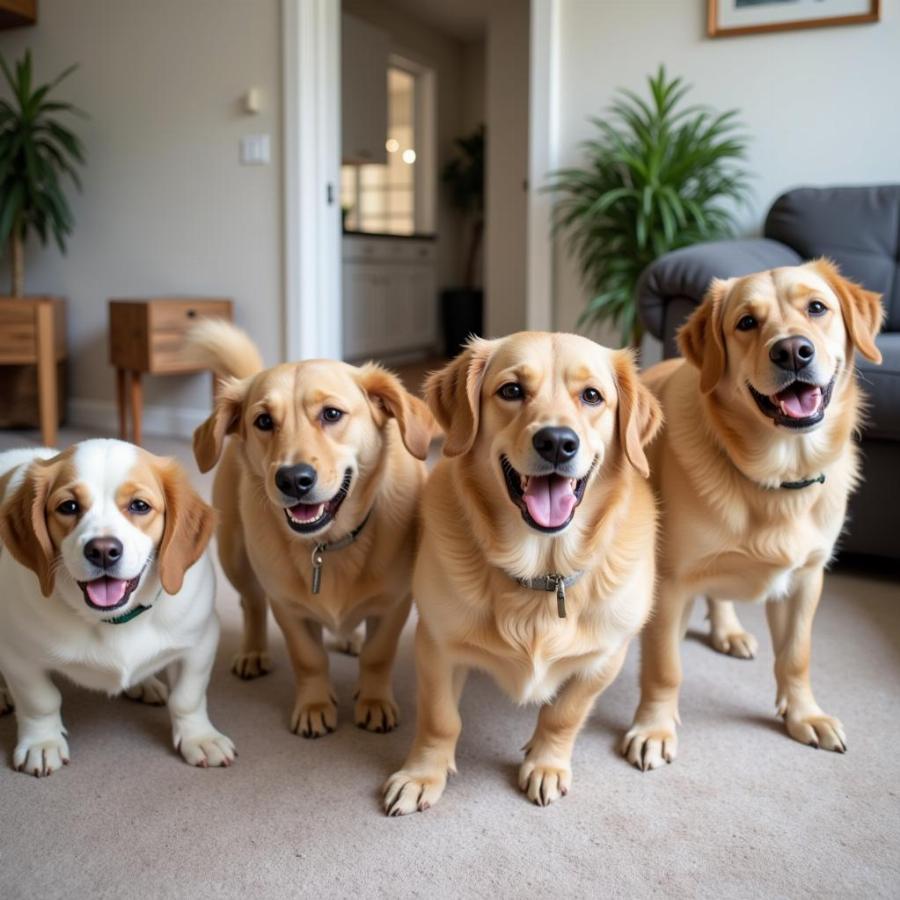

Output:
xmin=523 ymin=474 xmax=577 ymax=529
xmin=85 ymin=577 xmax=128 ymax=608
xmin=776 ymin=384 xmax=822 ymax=419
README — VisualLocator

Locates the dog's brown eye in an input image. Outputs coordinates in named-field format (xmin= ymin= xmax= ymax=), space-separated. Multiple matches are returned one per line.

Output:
xmin=498 ymin=382 xmax=524 ymax=401
xmin=129 ymin=499 xmax=151 ymax=515
xmin=57 ymin=500 xmax=79 ymax=516
xmin=581 ymin=387 xmax=603 ymax=406
xmin=736 ymin=315 xmax=757 ymax=332
xmin=254 ymin=413 xmax=274 ymax=431
xmin=808 ymin=300 xmax=827 ymax=316
xmin=322 ymin=407 xmax=344 ymax=424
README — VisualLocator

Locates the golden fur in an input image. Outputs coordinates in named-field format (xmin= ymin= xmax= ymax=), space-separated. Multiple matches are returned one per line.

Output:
xmin=383 ymin=332 xmax=662 ymax=814
xmin=188 ymin=322 xmax=434 ymax=736
xmin=622 ymin=260 xmax=884 ymax=771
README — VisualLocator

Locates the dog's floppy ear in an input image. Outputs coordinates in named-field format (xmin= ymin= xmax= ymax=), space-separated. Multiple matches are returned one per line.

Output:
xmin=811 ymin=258 xmax=884 ymax=364
xmin=357 ymin=363 xmax=436 ymax=460
xmin=192 ymin=378 xmax=248 ymax=473
xmin=156 ymin=459 xmax=216 ymax=595
xmin=0 ymin=459 xmax=58 ymax=597
xmin=614 ymin=351 xmax=662 ymax=479
xmin=424 ymin=337 xmax=497 ymax=457
xmin=678 ymin=278 xmax=730 ymax=393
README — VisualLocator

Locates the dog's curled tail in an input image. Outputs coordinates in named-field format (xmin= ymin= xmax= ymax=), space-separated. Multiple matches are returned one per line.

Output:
xmin=183 ymin=319 xmax=264 ymax=380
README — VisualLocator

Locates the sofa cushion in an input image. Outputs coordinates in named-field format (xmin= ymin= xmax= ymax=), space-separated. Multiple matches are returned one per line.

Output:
xmin=858 ymin=333 xmax=900 ymax=441
xmin=765 ymin=186 xmax=900 ymax=331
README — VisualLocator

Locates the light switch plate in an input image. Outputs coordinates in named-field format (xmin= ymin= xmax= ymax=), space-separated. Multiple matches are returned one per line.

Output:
xmin=240 ymin=133 xmax=271 ymax=165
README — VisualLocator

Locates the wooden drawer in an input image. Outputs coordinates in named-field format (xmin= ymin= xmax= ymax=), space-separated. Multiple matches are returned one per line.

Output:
xmin=0 ymin=304 xmax=36 ymax=362
xmin=0 ymin=297 xmax=66 ymax=365
xmin=109 ymin=297 xmax=233 ymax=374
xmin=148 ymin=299 xmax=232 ymax=334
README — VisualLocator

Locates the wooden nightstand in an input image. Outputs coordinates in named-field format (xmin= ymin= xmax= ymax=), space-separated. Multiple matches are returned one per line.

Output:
xmin=0 ymin=296 xmax=66 ymax=448
xmin=109 ymin=297 xmax=233 ymax=444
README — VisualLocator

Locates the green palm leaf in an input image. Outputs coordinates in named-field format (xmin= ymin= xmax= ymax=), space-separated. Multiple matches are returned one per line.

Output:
xmin=0 ymin=49 xmax=86 ymax=293
xmin=548 ymin=64 xmax=751 ymax=346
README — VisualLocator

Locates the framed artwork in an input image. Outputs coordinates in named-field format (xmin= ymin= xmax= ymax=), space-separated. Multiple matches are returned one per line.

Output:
xmin=708 ymin=0 xmax=881 ymax=38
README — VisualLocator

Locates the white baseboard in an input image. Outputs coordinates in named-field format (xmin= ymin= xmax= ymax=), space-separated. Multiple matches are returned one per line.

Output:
xmin=68 ymin=399 xmax=209 ymax=441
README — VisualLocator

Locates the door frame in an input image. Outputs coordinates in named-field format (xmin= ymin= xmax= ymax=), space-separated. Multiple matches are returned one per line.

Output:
xmin=282 ymin=0 xmax=342 ymax=361
xmin=527 ymin=0 xmax=559 ymax=331
xmin=282 ymin=0 xmax=559 ymax=358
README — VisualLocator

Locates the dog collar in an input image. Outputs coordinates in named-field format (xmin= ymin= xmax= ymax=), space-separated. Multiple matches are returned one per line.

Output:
xmin=310 ymin=510 xmax=373 ymax=595
xmin=515 ymin=571 xmax=585 ymax=619
xmin=777 ymin=474 xmax=826 ymax=490
xmin=102 ymin=604 xmax=152 ymax=625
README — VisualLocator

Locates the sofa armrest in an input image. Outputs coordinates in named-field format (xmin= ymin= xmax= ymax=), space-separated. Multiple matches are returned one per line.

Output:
xmin=637 ymin=238 xmax=803 ymax=353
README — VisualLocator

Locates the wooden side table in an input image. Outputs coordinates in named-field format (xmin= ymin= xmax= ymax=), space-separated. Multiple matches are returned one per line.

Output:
xmin=109 ymin=297 xmax=233 ymax=445
xmin=0 ymin=296 xmax=66 ymax=448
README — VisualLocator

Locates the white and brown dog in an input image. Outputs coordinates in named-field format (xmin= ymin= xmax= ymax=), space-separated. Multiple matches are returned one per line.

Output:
xmin=0 ymin=439 xmax=234 ymax=776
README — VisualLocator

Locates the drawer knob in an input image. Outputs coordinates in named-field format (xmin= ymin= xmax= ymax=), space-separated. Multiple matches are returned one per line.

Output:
xmin=186 ymin=309 xmax=197 ymax=318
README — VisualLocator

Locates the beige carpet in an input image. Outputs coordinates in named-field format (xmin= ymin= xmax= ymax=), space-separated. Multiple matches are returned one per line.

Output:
xmin=1 ymin=426 xmax=899 ymax=899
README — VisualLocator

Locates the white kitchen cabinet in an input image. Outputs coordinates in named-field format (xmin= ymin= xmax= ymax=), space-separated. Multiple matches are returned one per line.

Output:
xmin=341 ymin=13 xmax=388 ymax=165
xmin=342 ymin=238 xmax=437 ymax=360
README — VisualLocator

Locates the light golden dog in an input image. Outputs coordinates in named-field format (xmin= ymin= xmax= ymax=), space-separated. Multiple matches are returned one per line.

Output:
xmin=188 ymin=322 xmax=434 ymax=737
xmin=383 ymin=332 xmax=661 ymax=814
xmin=623 ymin=260 xmax=884 ymax=770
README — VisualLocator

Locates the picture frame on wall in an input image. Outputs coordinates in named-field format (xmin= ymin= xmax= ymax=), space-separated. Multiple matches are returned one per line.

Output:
xmin=708 ymin=0 xmax=880 ymax=38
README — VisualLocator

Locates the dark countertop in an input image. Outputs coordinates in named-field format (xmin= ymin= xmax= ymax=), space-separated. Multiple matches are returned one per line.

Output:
xmin=342 ymin=230 xmax=437 ymax=241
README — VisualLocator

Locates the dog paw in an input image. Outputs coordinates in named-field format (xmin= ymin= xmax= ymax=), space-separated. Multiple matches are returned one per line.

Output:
xmin=518 ymin=757 xmax=571 ymax=806
xmin=329 ymin=629 xmax=363 ymax=657
xmin=621 ymin=717 xmax=678 ymax=771
xmin=354 ymin=695 xmax=399 ymax=733
xmin=290 ymin=699 xmax=337 ymax=738
xmin=779 ymin=700 xmax=846 ymax=752
xmin=231 ymin=651 xmax=272 ymax=680
xmin=710 ymin=627 xmax=758 ymax=659
xmin=178 ymin=730 xmax=236 ymax=768
xmin=125 ymin=676 xmax=168 ymax=705
xmin=14 ymin=734 xmax=70 ymax=777
xmin=383 ymin=768 xmax=447 ymax=816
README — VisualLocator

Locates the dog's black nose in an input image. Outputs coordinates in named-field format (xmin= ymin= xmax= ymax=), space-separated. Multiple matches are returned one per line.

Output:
xmin=84 ymin=537 xmax=123 ymax=570
xmin=770 ymin=336 xmax=815 ymax=372
xmin=275 ymin=463 xmax=317 ymax=499
xmin=533 ymin=426 xmax=580 ymax=466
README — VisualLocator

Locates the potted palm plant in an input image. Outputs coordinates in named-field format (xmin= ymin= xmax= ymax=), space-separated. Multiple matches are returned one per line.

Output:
xmin=440 ymin=124 xmax=484 ymax=357
xmin=0 ymin=49 xmax=85 ymax=431
xmin=548 ymin=66 xmax=750 ymax=349
xmin=0 ymin=49 xmax=85 ymax=297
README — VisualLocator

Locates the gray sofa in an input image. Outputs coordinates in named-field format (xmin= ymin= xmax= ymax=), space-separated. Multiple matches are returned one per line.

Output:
xmin=636 ymin=185 xmax=900 ymax=560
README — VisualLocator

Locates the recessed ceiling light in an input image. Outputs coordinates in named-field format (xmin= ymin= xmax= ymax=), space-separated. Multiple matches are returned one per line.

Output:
xmin=386 ymin=138 xmax=399 ymax=152
xmin=402 ymin=149 xmax=416 ymax=164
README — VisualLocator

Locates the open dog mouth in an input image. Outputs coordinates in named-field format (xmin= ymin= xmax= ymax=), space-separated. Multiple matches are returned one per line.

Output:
xmin=501 ymin=455 xmax=594 ymax=533
xmin=77 ymin=572 xmax=143 ymax=611
xmin=283 ymin=469 xmax=353 ymax=534
xmin=749 ymin=376 xmax=835 ymax=429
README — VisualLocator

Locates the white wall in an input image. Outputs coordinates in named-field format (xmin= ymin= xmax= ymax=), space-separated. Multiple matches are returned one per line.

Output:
xmin=552 ymin=0 xmax=900 ymax=347
xmin=485 ymin=0 xmax=530 ymax=337
xmin=0 ymin=0 xmax=283 ymax=432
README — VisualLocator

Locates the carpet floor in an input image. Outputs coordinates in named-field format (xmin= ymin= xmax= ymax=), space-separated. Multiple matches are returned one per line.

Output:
xmin=1 ymin=427 xmax=898 ymax=899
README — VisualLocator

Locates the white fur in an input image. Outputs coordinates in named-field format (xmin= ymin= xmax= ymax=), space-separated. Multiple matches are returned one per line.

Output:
xmin=0 ymin=442 xmax=234 ymax=776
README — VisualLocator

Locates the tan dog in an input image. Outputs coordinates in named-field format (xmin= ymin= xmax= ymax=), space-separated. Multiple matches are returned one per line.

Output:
xmin=189 ymin=322 xmax=434 ymax=737
xmin=383 ymin=332 xmax=661 ymax=814
xmin=623 ymin=260 xmax=884 ymax=771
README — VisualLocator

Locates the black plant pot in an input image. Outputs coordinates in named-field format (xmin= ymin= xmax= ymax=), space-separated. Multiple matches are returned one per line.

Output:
xmin=440 ymin=288 xmax=483 ymax=358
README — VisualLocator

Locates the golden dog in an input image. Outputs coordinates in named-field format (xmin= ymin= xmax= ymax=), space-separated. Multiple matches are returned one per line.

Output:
xmin=623 ymin=260 xmax=884 ymax=770
xmin=188 ymin=322 xmax=434 ymax=737
xmin=383 ymin=332 xmax=661 ymax=814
